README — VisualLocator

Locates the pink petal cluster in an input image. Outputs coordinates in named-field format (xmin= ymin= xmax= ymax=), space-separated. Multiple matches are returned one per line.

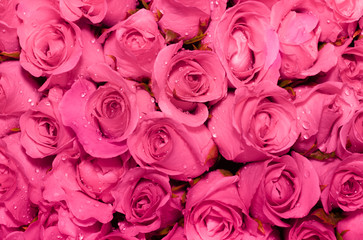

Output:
xmin=0 ymin=0 xmax=362 ymax=239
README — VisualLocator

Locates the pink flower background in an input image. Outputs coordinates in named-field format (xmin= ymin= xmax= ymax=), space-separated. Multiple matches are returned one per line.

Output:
xmin=0 ymin=0 xmax=363 ymax=239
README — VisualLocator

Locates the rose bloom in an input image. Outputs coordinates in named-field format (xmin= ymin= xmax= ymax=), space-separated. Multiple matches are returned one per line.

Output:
xmin=209 ymin=81 xmax=299 ymax=162
xmin=271 ymin=0 xmax=338 ymax=79
xmin=271 ymin=0 xmax=356 ymax=43
xmin=210 ymin=1 xmax=280 ymax=88
xmin=112 ymin=167 xmax=182 ymax=236
xmin=17 ymin=0 xmax=82 ymax=77
xmin=313 ymin=154 xmax=363 ymax=213
xmin=185 ymin=170 xmax=278 ymax=240
xmin=0 ymin=139 xmax=37 ymax=230
xmin=337 ymin=210 xmax=363 ymax=240
xmin=324 ymin=0 xmax=363 ymax=23
xmin=238 ymin=152 xmax=320 ymax=227
xmin=128 ymin=111 xmax=216 ymax=180
xmin=59 ymin=63 xmax=140 ymax=158
xmin=59 ymin=0 xmax=107 ymax=24
xmin=293 ymin=82 xmax=359 ymax=154
xmin=100 ymin=9 xmax=165 ymax=80
xmin=152 ymin=41 xmax=227 ymax=126
xmin=42 ymin=151 xmax=120 ymax=225
xmin=150 ymin=0 xmax=227 ymax=40
xmin=337 ymin=105 xmax=363 ymax=157
xmin=9 ymin=206 xmax=113 ymax=240
xmin=20 ymin=87 xmax=75 ymax=159
xmin=284 ymin=215 xmax=336 ymax=240
xmin=0 ymin=61 xmax=40 ymax=137
xmin=334 ymin=38 xmax=363 ymax=99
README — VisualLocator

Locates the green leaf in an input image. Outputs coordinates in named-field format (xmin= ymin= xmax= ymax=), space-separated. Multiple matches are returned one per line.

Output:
xmin=312 ymin=208 xmax=343 ymax=227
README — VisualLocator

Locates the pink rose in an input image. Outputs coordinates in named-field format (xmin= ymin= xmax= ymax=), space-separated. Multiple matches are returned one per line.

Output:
xmin=43 ymin=151 xmax=115 ymax=225
xmin=99 ymin=231 xmax=145 ymax=240
xmin=334 ymin=38 xmax=363 ymax=99
xmin=127 ymin=111 xmax=216 ymax=180
xmin=162 ymin=223 xmax=186 ymax=240
xmin=20 ymin=206 xmax=113 ymax=240
xmin=0 ymin=61 xmax=40 ymax=137
xmin=99 ymin=9 xmax=165 ymax=80
xmin=324 ymin=0 xmax=363 ymax=23
xmin=336 ymin=210 xmax=363 ymax=240
xmin=238 ymin=152 xmax=320 ymax=227
xmin=20 ymin=87 xmax=75 ymax=159
xmin=284 ymin=215 xmax=336 ymax=240
xmin=0 ymin=139 xmax=37 ymax=228
xmin=0 ymin=0 xmax=20 ymax=28
xmin=59 ymin=64 xmax=140 ymax=158
xmin=112 ymin=167 xmax=182 ymax=236
xmin=39 ymin=25 xmax=106 ymax=91
xmin=209 ymin=82 xmax=299 ymax=163
xmin=0 ymin=21 xmax=19 ymax=53
xmin=293 ymin=82 xmax=359 ymax=154
xmin=152 ymin=41 xmax=227 ymax=126
xmin=337 ymin=105 xmax=363 ymax=157
xmin=313 ymin=154 xmax=363 ymax=213
xmin=59 ymin=0 xmax=107 ymax=24
xmin=102 ymin=0 xmax=137 ymax=26
xmin=185 ymin=170 xmax=277 ymax=240
xmin=150 ymin=0 xmax=227 ymax=40
xmin=271 ymin=0 xmax=338 ymax=79
xmin=210 ymin=1 xmax=280 ymax=88
xmin=17 ymin=0 xmax=82 ymax=77
xmin=76 ymin=153 xmax=133 ymax=203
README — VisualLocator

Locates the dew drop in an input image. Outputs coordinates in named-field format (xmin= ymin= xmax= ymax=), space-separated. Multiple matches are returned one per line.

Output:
xmin=27 ymin=98 xmax=32 ymax=103
xmin=13 ymin=206 xmax=17 ymax=210
xmin=81 ymin=92 xmax=86 ymax=98
xmin=212 ymin=133 xmax=217 ymax=138
xmin=91 ymin=39 xmax=96 ymax=44
xmin=304 ymin=171 xmax=310 ymax=178
xmin=295 ymin=203 xmax=301 ymax=207
xmin=344 ymin=89 xmax=350 ymax=96
xmin=183 ymin=165 xmax=187 ymax=169
xmin=302 ymin=121 xmax=310 ymax=130
xmin=164 ymin=61 xmax=168 ymax=65
xmin=303 ymin=134 xmax=309 ymax=140
xmin=326 ymin=19 xmax=331 ymax=24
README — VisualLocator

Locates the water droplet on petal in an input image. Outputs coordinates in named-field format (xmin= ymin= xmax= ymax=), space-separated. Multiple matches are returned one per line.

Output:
xmin=302 ymin=121 xmax=310 ymax=130
xmin=81 ymin=92 xmax=86 ymax=98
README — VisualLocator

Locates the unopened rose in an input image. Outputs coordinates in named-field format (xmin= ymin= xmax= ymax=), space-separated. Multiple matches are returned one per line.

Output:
xmin=209 ymin=81 xmax=299 ymax=162
xmin=17 ymin=0 xmax=82 ymax=77
xmin=100 ymin=9 xmax=165 ymax=80
xmin=152 ymin=41 xmax=227 ymax=126
xmin=210 ymin=1 xmax=280 ymax=88
xmin=128 ymin=111 xmax=216 ymax=180
xmin=112 ymin=167 xmax=182 ymax=236
xmin=238 ymin=152 xmax=320 ymax=227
